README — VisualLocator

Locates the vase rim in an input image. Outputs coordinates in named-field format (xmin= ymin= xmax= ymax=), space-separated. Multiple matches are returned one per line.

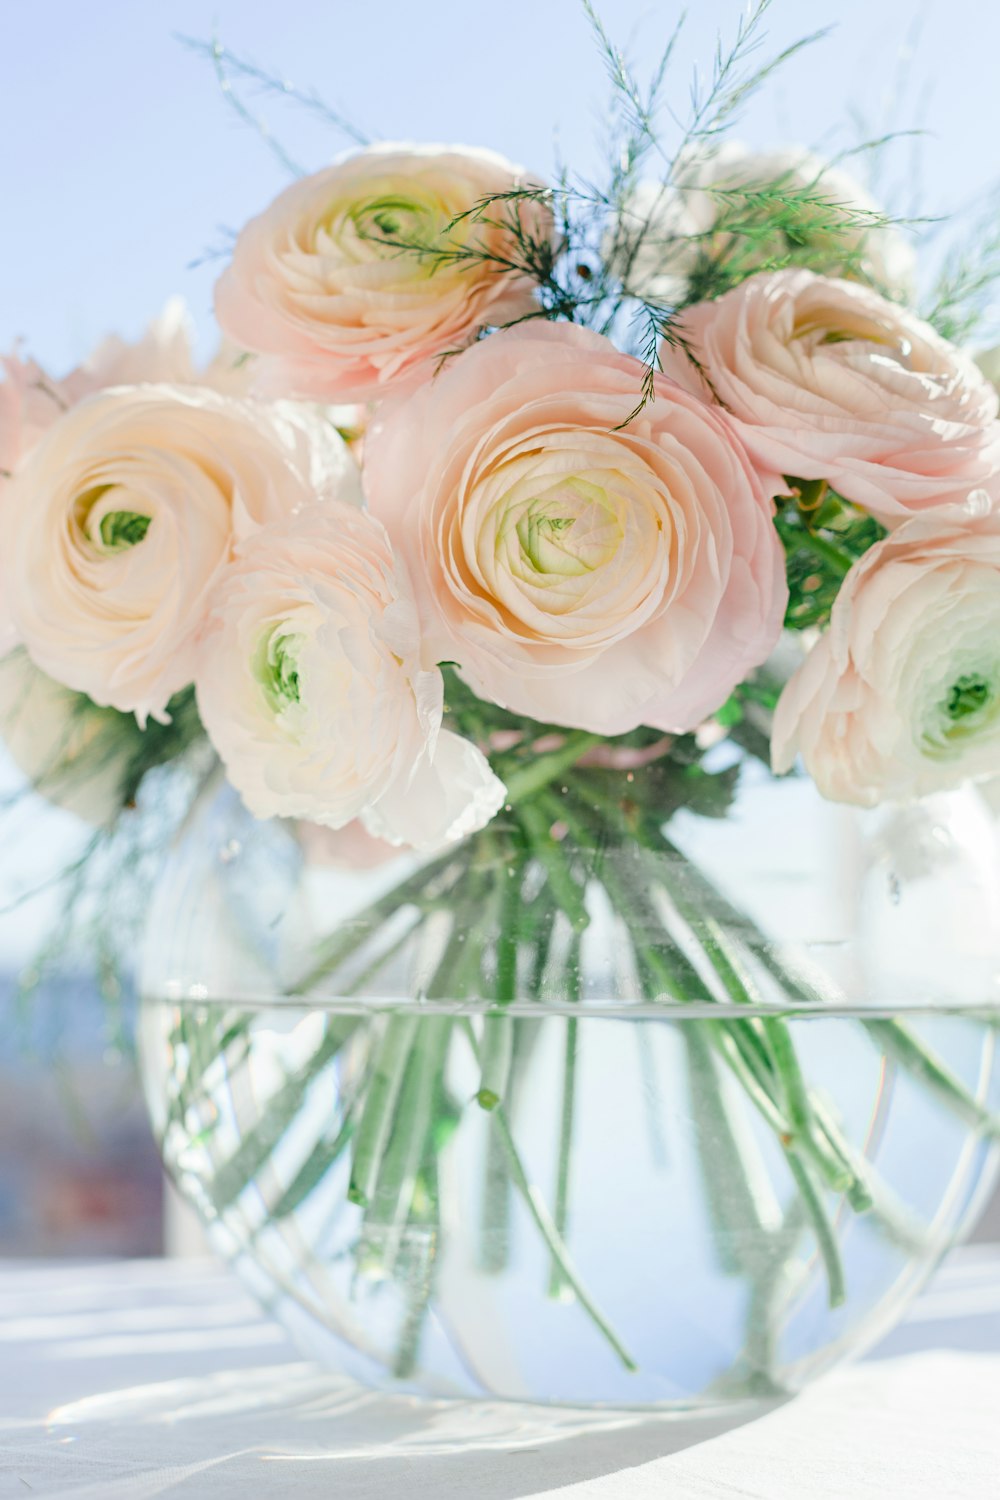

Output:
xmin=143 ymin=989 xmax=1000 ymax=1024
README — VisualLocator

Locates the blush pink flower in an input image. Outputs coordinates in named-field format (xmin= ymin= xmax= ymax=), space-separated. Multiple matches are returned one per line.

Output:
xmin=772 ymin=493 xmax=1000 ymax=805
xmin=659 ymin=269 xmax=1000 ymax=522
xmin=364 ymin=322 xmax=787 ymax=736
xmin=215 ymin=143 xmax=552 ymax=404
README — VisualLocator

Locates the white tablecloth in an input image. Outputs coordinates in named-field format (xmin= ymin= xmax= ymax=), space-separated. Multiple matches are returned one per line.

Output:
xmin=1 ymin=1250 xmax=999 ymax=1499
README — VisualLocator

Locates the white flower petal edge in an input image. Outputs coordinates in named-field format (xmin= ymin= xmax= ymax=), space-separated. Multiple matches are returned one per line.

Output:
xmin=195 ymin=504 xmax=506 ymax=852
xmin=362 ymin=728 xmax=508 ymax=850
xmin=772 ymin=492 xmax=1000 ymax=805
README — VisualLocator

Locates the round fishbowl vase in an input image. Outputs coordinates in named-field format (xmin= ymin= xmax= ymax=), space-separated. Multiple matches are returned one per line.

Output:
xmin=138 ymin=740 xmax=1000 ymax=1410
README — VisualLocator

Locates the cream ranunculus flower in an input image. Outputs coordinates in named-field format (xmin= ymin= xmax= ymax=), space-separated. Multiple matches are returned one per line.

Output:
xmin=195 ymin=505 xmax=506 ymax=850
xmin=772 ymin=494 xmax=1000 ymax=805
xmin=215 ymin=143 xmax=553 ymax=403
xmin=608 ymin=143 xmax=915 ymax=305
xmin=4 ymin=386 xmax=360 ymax=724
xmin=660 ymin=269 xmax=1000 ymax=523
xmin=0 ymin=299 xmax=255 ymax=656
xmin=364 ymin=322 xmax=787 ymax=736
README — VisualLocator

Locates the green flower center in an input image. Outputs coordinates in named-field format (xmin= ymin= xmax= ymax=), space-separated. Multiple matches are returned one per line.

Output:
xmin=516 ymin=511 xmax=577 ymax=572
xmin=508 ymin=479 xmax=625 ymax=580
xmin=98 ymin=510 xmax=152 ymax=551
xmin=349 ymin=194 xmax=441 ymax=254
xmin=254 ymin=629 xmax=305 ymax=714
xmin=945 ymin=674 xmax=992 ymax=722
xmin=76 ymin=486 xmax=152 ymax=553
xmin=921 ymin=668 xmax=1000 ymax=757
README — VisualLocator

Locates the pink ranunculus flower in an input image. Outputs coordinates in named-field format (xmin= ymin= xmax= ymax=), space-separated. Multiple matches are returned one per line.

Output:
xmin=195 ymin=505 xmax=506 ymax=850
xmin=659 ymin=269 xmax=1000 ymax=522
xmin=3 ymin=386 xmax=360 ymax=724
xmin=215 ymin=143 xmax=552 ymax=404
xmin=772 ymin=492 xmax=1000 ymax=805
xmin=364 ymin=322 xmax=787 ymax=736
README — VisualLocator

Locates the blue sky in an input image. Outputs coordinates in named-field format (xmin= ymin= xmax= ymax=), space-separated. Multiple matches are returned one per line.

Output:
xmin=2 ymin=0 xmax=1000 ymax=372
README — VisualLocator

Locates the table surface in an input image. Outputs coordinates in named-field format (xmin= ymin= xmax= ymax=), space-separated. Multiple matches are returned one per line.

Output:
xmin=0 ymin=1248 xmax=999 ymax=1499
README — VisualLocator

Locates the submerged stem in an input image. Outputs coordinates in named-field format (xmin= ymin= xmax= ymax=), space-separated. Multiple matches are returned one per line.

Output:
xmin=347 ymin=1014 xmax=419 ymax=1208
xmin=548 ymin=1016 xmax=579 ymax=1300
xmin=463 ymin=1019 xmax=637 ymax=1372
xmin=493 ymin=1103 xmax=637 ymax=1371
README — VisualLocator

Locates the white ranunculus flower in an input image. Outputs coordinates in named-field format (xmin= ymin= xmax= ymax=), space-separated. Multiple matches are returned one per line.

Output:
xmin=772 ymin=494 xmax=1000 ymax=805
xmin=3 ymin=386 xmax=360 ymax=724
xmin=0 ymin=650 xmax=133 ymax=826
xmin=195 ymin=505 xmax=506 ymax=851
xmin=607 ymin=142 xmax=915 ymax=305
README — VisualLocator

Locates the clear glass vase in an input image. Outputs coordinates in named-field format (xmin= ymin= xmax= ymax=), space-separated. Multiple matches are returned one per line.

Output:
xmin=138 ymin=738 xmax=1000 ymax=1410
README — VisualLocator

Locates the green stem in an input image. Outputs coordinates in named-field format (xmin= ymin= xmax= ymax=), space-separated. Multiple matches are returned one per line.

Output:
xmin=549 ymin=785 xmax=851 ymax=1311
xmin=478 ymin=1018 xmax=514 ymax=1110
xmin=462 ymin=1019 xmax=636 ymax=1370
xmin=865 ymin=1019 xmax=1000 ymax=1140
xmin=501 ymin=732 xmax=603 ymax=803
xmin=683 ymin=1023 xmax=779 ymax=1280
xmin=752 ymin=942 xmax=1000 ymax=1141
xmin=607 ymin=801 xmax=1000 ymax=1187
xmin=348 ymin=1014 xmax=420 ymax=1208
xmin=356 ymin=875 xmax=490 ymax=1283
xmin=650 ymin=827 xmax=1000 ymax=1140
xmin=486 ymin=1089 xmax=637 ymax=1372
xmin=288 ymin=845 xmax=470 ymax=995
xmin=477 ymin=841 xmax=527 ymax=1110
xmin=365 ymin=1018 xmax=452 ymax=1278
xmin=785 ymin=1152 xmax=847 ymax=1308
xmin=207 ymin=1019 xmax=356 ymax=1215
xmin=478 ymin=898 xmax=559 ymax=1274
xmin=517 ymin=801 xmax=590 ymax=932
xmin=548 ymin=1014 xmax=579 ymax=1300
xmin=478 ymin=1017 xmax=538 ymax=1275
xmin=265 ymin=1098 xmax=359 ymax=1226
xmin=775 ymin=516 xmax=854 ymax=576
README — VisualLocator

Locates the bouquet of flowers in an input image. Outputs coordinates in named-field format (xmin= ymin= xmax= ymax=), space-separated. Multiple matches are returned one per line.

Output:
xmin=4 ymin=2 xmax=1000 ymax=1399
